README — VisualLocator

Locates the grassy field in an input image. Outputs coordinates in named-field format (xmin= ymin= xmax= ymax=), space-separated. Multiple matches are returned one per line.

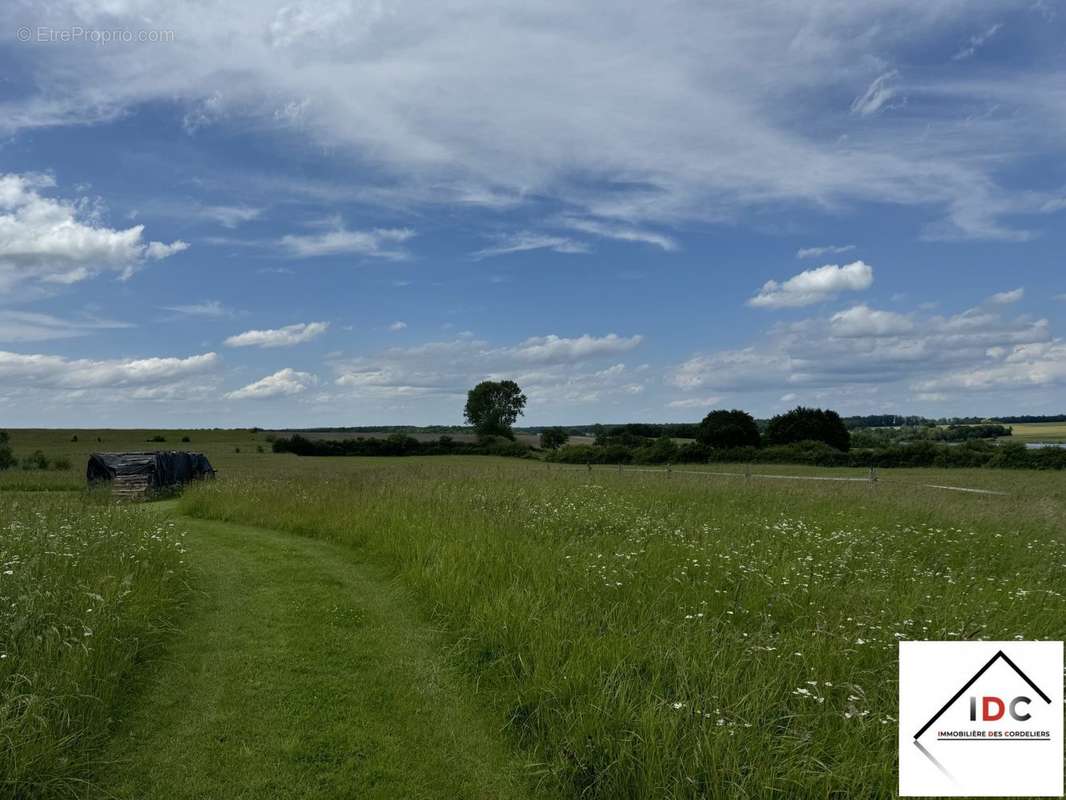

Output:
xmin=178 ymin=460 xmax=1065 ymax=798
xmin=0 ymin=495 xmax=189 ymax=799
xmin=2 ymin=431 xmax=1065 ymax=797
xmin=1006 ymin=421 xmax=1066 ymax=443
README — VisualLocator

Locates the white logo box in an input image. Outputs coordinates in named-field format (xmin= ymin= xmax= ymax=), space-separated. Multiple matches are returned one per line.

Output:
xmin=899 ymin=641 xmax=1063 ymax=797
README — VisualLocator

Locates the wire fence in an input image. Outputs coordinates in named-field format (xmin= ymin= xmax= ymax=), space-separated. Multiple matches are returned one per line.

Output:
xmin=542 ymin=461 xmax=1009 ymax=496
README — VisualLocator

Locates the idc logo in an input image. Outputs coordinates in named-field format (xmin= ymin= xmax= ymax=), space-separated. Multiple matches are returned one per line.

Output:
xmin=900 ymin=641 xmax=1063 ymax=797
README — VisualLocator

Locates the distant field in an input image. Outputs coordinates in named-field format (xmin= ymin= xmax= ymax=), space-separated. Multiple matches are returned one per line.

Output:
xmin=1006 ymin=421 xmax=1066 ymax=442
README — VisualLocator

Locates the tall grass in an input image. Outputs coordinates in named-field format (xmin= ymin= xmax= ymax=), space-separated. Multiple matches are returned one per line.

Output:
xmin=0 ymin=496 xmax=188 ymax=799
xmin=179 ymin=463 xmax=1066 ymax=798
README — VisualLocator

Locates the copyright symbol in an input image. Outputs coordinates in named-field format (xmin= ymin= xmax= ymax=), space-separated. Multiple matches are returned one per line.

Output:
xmin=16 ymin=26 xmax=31 ymax=42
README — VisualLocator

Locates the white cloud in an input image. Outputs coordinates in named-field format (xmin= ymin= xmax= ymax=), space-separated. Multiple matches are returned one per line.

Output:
xmin=670 ymin=301 xmax=1054 ymax=400
xmin=329 ymin=332 xmax=646 ymax=404
xmin=0 ymin=3 xmax=1059 ymax=241
xmin=850 ymin=70 xmax=900 ymax=116
xmin=201 ymin=205 xmax=263 ymax=228
xmin=225 ymin=367 xmax=316 ymax=399
xmin=472 ymin=232 xmax=589 ymax=259
xmin=0 ymin=173 xmax=188 ymax=293
xmin=559 ymin=218 xmax=678 ymax=251
xmin=749 ymin=261 xmax=874 ymax=309
xmin=987 ymin=287 xmax=1024 ymax=304
xmin=829 ymin=305 xmax=913 ymax=337
xmin=667 ymin=396 xmax=721 ymax=410
xmin=0 ymin=350 xmax=218 ymax=388
xmin=161 ymin=300 xmax=235 ymax=318
xmin=388 ymin=321 xmax=408 ymax=331
xmin=224 ymin=321 xmax=329 ymax=348
xmin=279 ymin=224 xmax=414 ymax=259
xmin=0 ymin=311 xmax=133 ymax=342
xmin=796 ymin=244 xmax=855 ymax=259
xmin=953 ymin=23 xmax=1003 ymax=60
xmin=507 ymin=334 xmax=643 ymax=365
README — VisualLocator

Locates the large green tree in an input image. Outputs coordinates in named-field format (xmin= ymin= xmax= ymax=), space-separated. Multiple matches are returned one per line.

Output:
xmin=463 ymin=380 xmax=527 ymax=439
xmin=696 ymin=409 xmax=761 ymax=449
xmin=766 ymin=406 xmax=850 ymax=451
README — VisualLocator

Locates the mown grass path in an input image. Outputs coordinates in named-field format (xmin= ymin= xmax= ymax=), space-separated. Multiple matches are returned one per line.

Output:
xmin=92 ymin=514 xmax=539 ymax=800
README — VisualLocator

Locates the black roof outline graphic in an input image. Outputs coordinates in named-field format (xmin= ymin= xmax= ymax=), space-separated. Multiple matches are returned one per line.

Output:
xmin=913 ymin=649 xmax=1052 ymax=741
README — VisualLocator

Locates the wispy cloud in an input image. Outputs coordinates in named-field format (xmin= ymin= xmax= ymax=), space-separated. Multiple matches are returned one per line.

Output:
xmin=472 ymin=232 xmax=589 ymax=259
xmin=559 ymin=217 xmax=678 ymax=251
xmin=796 ymin=244 xmax=855 ymax=259
xmin=279 ymin=224 xmax=415 ymax=259
xmin=850 ymin=70 xmax=900 ymax=116
xmin=987 ymin=287 xmax=1024 ymax=305
xmin=161 ymin=300 xmax=236 ymax=318
xmin=953 ymin=23 xmax=1003 ymax=60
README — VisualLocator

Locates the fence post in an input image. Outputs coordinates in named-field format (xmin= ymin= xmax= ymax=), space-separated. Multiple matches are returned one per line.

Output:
xmin=666 ymin=462 xmax=671 ymax=477
xmin=587 ymin=461 xmax=592 ymax=473
xmin=869 ymin=466 xmax=878 ymax=483
xmin=618 ymin=462 xmax=622 ymax=474
xmin=745 ymin=462 xmax=752 ymax=480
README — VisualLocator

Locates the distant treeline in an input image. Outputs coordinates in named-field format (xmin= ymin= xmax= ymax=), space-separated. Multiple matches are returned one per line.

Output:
xmin=272 ymin=433 xmax=532 ymax=459
xmin=844 ymin=414 xmax=1066 ymax=428
xmin=548 ymin=440 xmax=1066 ymax=470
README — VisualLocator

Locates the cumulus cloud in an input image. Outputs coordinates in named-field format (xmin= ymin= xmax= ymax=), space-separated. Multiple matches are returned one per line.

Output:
xmin=388 ymin=321 xmax=408 ymax=331
xmin=279 ymin=224 xmax=414 ymax=259
xmin=987 ymin=287 xmax=1024 ymax=304
xmin=329 ymin=332 xmax=646 ymax=404
xmin=829 ymin=305 xmax=913 ymax=337
xmin=225 ymin=367 xmax=316 ymax=399
xmin=472 ymin=232 xmax=589 ymax=259
xmin=0 ymin=173 xmax=188 ymax=292
xmin=0 ymin=350 xmax=218 ymax=388
xmin=749 ymin=261 xmax=874 ymax=309
xmin=670 ymin=301 xmax=1056 ymax=401
xmin=507 ymin=334 xmax=643 ymax=364
xmin=224 ymin=321 xmax=329 ymax=348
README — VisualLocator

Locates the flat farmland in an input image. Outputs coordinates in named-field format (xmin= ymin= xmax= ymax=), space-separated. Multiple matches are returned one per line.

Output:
xmin=1006 ymin=421 xmax=1066 ymax=442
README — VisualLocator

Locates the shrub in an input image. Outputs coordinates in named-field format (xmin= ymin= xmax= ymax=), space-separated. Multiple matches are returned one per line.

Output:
xmin=631 ymin=437 xmax=679 ymax=465
xmin=181 ymin=435 xmax=191 ymax=443
xmin=0 ymin=432 xmax=14 ymax=471
xmin=147 ymin=435 xmax=167 ymax=443
xmin=70 ymin=434 xmax=78 ymax=442
xmin=50 ymin=457 xmax=72 ymax=471
xmin=21 ymin=450 xmax=50 ymax=471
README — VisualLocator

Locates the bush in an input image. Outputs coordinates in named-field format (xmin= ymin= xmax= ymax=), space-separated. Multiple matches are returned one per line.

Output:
xmin=181 ymin=435 xmax=191 ymax=443
xmin=767 ymin=407 xmax=850 ymax=451
xmin=50 ymin=457 xmax=72 ymax=471
xmin=147 ymin=435 xmax=167 ymax=443
xmin=631 ymin=437 xmax=679 ymax=465
xmin=0 ymin=432 xmax=14 ymax=471
xmin=21 ymin=450 xmax=50 ymax=471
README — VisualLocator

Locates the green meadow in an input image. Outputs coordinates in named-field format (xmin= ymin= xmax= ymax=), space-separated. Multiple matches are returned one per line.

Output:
xmin=2 ymin=430 xmax=1064 ymax=798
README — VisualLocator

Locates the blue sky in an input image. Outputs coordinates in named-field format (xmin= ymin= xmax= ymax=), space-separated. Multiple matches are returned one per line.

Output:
xmin=0 ymin=0 xmax=1064 ymax=427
